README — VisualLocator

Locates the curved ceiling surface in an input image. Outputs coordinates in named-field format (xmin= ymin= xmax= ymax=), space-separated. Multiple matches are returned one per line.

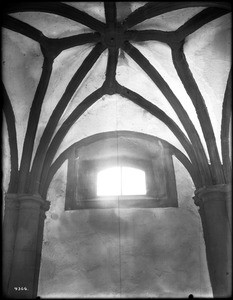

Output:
xmin=2 ymin=2 xmax=232 ymax=194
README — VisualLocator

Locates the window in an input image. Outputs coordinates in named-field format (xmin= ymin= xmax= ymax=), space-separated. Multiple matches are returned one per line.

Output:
xmin=64 ymin=133 xmax=178 ymax=210
xmin=97 ymin=166 xmax=146 ymax=196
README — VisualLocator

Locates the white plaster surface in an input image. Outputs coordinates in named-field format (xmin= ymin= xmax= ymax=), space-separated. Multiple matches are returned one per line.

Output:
xmin=65 ymin=2 xmax=106 ymax=23
xmin=2 ymin=116 xmax=11 ymax=197
xmin=2 ymin=28 xmax=43 ymax=165
xmin=11 ymin=11 xmax=94 ymax=37
xmin=54 ymin=94 xmax=188 ymax=164
xmin=184 ymin=13 xmax=232 ymax=162
xmin=131 ymin=7 xmax=205 ymax=31
xmin=38 ymin=159 xmax=212 ymax=298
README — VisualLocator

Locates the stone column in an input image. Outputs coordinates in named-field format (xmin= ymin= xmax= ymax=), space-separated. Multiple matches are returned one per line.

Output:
xmin=3 ymin=194 xmax=19 ymax=294
xmin=34 ymin=199 xmax=50 ymax=297
xmin=193 ymin=184 xmax=231 ymax=298
xmin=7 ymin=194 xmax=50 ymax=299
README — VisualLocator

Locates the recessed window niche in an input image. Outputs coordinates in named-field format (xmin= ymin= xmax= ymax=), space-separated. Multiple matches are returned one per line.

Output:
xmin=65 ymin=132 xmax=178 ymax=209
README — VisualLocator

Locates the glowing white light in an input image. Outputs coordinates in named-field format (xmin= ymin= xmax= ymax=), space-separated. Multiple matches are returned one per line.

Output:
xmin=97 ymin=166 xmax=146 ymax=196
xmin=97 ymin=167 xmax=121 ymax=196
xmin=121 ymin=167 xmax=146 ymax=195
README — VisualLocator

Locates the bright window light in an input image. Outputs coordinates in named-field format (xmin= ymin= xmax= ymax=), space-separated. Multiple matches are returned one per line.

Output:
xmin=97 ymin=167 xmax=121 ymax=196
xmin=121 ymin=166 xmax=146 ymax=195
xmin=97 ymin=166 xmax=146 ymax=196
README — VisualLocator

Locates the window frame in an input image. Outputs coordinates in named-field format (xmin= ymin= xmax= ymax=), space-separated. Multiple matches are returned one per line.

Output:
xmin=65 ymin=147 xmax=178 ymax=210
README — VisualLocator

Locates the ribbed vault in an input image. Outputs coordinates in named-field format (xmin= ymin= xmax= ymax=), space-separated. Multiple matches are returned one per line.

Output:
xmin=2 ymin=2 xmax=231 ymax=198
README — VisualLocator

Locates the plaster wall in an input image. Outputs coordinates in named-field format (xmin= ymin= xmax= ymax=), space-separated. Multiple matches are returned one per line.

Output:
xmin=54 ymin=94 xmax=188 ymax=164
xmin=38 ymin=156 xmax=212 ymax=298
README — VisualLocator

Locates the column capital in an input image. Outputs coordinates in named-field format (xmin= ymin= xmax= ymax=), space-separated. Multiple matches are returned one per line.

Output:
xmin=17 ymin=194 xmax=50 ymax=212
xmin=4 ymin=194 xmax=19 ymax=210
xmin=4 ymin=193 xmax=50 ymax=212
xmin=18 ymin=193 xmax=44 ymax=203
xmin=193 ymin=184 xmax=231 ymax=207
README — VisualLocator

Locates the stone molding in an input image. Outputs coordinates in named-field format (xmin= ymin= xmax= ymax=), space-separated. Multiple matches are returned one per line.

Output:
xmin=193 ymin=184 xmax=231 ymax=207
xmin=4 ymin=193 xmax=50 ymax=212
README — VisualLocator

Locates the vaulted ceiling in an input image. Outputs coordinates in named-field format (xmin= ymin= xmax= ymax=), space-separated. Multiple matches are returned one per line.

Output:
xmin=2 ymin=2 xmax=232 ymax=198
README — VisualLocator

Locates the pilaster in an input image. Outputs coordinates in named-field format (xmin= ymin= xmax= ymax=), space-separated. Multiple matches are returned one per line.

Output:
xmin=193 ymin=184 xmax=232 ymax=298
xmin=3 ymin=194 xmax=19 ymax=294
xmin=6 ymin=194 xmax=50 ymax=298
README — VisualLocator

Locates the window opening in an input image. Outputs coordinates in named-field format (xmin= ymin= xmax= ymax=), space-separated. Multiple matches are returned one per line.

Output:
xmin=97 ymin=166 xmax=146 ymax=196
xmin=65 ymin=134 xmax=179 ymax=210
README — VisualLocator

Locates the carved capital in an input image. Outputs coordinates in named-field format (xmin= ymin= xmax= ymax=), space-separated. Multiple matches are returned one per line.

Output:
xmin=193 ymin=184 xmax=231 ymax=207
xmin=17 ymin=194 xmax=44 ymax=210
xmin=4 ymin=193 xmax=50 ymax=213
xmin=15 ymin=194 xmax=51 ymax=214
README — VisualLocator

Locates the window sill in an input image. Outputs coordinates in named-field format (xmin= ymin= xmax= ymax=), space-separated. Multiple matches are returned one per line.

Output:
xmin=65 ymin=195 xmax=178 ymax=210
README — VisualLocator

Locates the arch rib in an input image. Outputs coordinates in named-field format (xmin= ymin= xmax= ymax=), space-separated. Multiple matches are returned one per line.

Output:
xmin=2 ymin=83 xmax=19 ymax=193
xmin=38 ymin=87 xmax=105 ymax=194
xmin=18 ymin=57 xmax=53 ymax=193
xmin=175 ymin=7 xmax=230 ymax=41
xmin=124 ymin=8 xmax=229 ymax=46
xmin=122 ymin=41 xmax=212 ymax=185
xmin=104 ymin=2 xmax=117 ymax=25
xmin=122 ymin=2 xmax=231 ymax=30
xmin=221 ymin=68 xmax=232 ymax=183
xmin=42 ymin=130 xmax=200 ymax=198
xmin=4 ymin=2 xmax=106 ymax=32
xmin=3 ymin=15 xmax=43 ymax=43
xmin=171 ymin=43 xmax=225 ymax=184
xmin=29 ymin=43 xmax=106 ymax=193
xmin=116 ymin=84 xmax=202 ymax=182
xmin=3 ymin=15 xmax=101 ymax=59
